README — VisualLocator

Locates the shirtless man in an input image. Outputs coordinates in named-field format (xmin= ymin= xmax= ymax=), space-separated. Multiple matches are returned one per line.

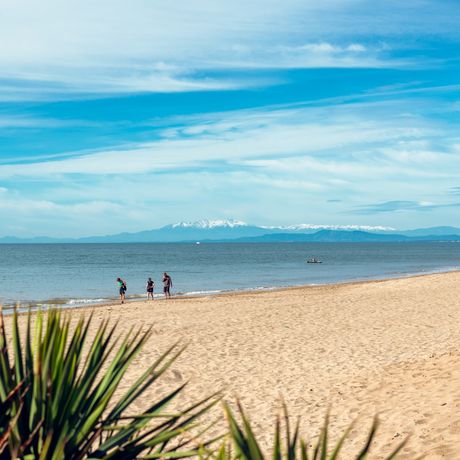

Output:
xmin=162 ymin=272 xmax=172 ymax=299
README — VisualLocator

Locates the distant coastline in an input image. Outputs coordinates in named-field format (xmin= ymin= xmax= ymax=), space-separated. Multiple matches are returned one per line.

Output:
xmin=2 ymin=220 xmax=460 ymax=244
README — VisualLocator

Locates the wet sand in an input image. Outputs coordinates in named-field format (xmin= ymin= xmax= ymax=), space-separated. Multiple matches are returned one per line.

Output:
xmin=3 ymin=271 xmax=460 ymax=458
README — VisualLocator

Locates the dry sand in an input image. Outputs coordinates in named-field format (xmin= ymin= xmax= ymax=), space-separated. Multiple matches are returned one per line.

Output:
xmin=3 ymin=272 xmax=460 ymax=458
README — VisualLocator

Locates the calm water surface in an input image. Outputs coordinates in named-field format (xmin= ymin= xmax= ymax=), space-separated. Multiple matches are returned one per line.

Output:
xmin=0 ymin=242 xmax=459 ymax=308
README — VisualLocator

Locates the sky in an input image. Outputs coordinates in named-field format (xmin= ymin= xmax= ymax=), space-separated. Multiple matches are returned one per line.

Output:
xmin=1 ymin=0 xmax=460 ymax=237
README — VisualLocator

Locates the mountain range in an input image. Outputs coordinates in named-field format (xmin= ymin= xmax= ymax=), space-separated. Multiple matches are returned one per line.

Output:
xmin=2 ymin=220 xmax=460 ymax=243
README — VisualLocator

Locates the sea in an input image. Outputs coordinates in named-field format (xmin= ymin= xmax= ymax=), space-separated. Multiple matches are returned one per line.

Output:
xmin=0 ymin=242 xmax=459 ymax=310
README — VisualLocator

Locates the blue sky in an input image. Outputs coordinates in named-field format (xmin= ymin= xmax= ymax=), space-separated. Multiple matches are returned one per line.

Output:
xmin=1 ymin=0 xmax=460 ymax=237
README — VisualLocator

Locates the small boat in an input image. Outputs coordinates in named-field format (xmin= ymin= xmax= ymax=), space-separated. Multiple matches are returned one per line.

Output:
xmin=307 ymin=258 xmax=322 ymax=264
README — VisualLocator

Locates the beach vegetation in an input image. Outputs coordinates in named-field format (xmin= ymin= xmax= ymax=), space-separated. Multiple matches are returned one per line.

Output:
xmin=0 ymin=308 xmax=219 ymax=459
xmin=223 ymin=402 xmax=406 ymax=459
xmin=0 ymin=309 xmax=406 ymax=459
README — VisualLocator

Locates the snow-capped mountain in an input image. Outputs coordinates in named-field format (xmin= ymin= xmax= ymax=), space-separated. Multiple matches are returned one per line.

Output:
xmin=71 ymin=220 xmax=268 ymax=242
xmin=169 ymin=219 xmax=248 ymax=229
xmin=262 ymin=224 xmax=395 ymax=232
xmin=168 ymin=220 xmax=394 ymax=232
xmin=2 ymin=221 xmax=460 ymax=243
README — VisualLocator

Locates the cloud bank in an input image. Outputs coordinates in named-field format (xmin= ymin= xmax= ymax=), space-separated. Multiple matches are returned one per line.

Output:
xmin=1 ymin=0 xmax=459 ymax=99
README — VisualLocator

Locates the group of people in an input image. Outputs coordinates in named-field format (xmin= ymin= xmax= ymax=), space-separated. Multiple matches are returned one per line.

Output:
xmin=116 ymin=272 xmax=172 ymax=304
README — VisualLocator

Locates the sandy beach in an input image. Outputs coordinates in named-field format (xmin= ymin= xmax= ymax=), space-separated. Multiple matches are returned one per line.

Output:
xmin=3 ymin=271 xmax=460 ymax=458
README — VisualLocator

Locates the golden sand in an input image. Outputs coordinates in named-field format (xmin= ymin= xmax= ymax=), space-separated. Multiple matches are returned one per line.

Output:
xmin=4 ymin=272 xmax=460 ymax=458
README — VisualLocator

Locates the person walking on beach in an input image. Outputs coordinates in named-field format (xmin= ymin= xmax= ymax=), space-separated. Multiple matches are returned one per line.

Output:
xmin=163 ymin=272 xmax=172 ymax=299
xmin=117 ymin=277 xmax=127 ymax=304
xmin=146 ymin=277 xmax=155 ymax=300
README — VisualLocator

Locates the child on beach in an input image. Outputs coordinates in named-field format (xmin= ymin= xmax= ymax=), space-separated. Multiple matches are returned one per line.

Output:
xmin=117 ymin=277 xmax=127 ymax=304
xmin=146 ymin=277 xmax=154 ymax=300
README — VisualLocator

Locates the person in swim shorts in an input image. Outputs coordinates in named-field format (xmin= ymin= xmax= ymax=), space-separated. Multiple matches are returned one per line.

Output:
xmin=162 ymin=272 xmax=172 ymax=299
xmin=146 ymin=277 xmax=155 ymax=300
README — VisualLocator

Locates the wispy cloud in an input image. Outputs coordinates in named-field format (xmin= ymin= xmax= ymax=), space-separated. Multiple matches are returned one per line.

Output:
xmin=0 ymin=115 xmax=98 ymax=129
xmin=2 ymin=98 xmax=460 ymax=228
xmin=2 ymin=1 xmax=460 ymax=235
xmin=0 ymin=47 xmax=399 ymax=101
xmin=352 ymin=200 xmax=460 ymax=214
xmin=1 ymin=0 xmax=457 ymax=100
xmin=0 ymin=102 xmax=435 ymax=177
xmin=205 ymin=42 xmax=402 ymax=70
xmin=0 ymin=71 xmax=257 ymax=102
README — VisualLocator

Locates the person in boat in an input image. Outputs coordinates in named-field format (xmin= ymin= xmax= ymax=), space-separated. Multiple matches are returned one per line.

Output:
xmin=146 ymin=277 xmax=155 ymax=300
xmin=117 ymin=277 xmax=127 ymax=304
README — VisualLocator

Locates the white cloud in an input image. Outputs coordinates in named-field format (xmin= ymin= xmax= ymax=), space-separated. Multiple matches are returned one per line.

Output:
xmin=0 ymin=98 xmax=453 ymax=180
xmin=0 ymin=118 xmax=426 ymax=177
xmin=2 ymin=95 xmax=460 ymax=235
xmin=1 ymin=0 xmax=454 ymax=99
xmin=301 ymin=43 xmax=366 ymax=54
xmin=0 ymin=197 xmax=121 ymax=215
xmin=208 ymin=42 xmax=396 ymax=70
xmin=1 ymin=98 xmax=457 ymax=235
xmin=301 ymin=43 xmax=337 ymax=53
xmin=0 ymin=116 xmax=95 ymax=128
xmin=0 ymin=187 xmax=129 ymax=236
xmin=347 ymin=44 xmax=366 ymax=52
xmin=0 ymin=70 xmax=255 ymax=102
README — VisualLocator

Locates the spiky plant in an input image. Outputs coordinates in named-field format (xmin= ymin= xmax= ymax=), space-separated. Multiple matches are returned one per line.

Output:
xmin=0 ymin=308 xmax=219 ymax=459
xmin=0 ymin=382 xmax=27 ymax=454
xmin=0 ymin=307 xmax=410 ymax=460
xmin=222 ymin=402 xmax=407 ymax=460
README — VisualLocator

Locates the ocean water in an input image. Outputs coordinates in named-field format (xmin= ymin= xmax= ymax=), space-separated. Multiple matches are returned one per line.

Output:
xmin=0 ymin=242 xmax=459 ymax=308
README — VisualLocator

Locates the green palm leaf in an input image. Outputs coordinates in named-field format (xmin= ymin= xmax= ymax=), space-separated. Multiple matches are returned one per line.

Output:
xmin=0 ymin=308 xmax=218 ymax=459
xmin=223 ymin=403 xmax=406 ymax=460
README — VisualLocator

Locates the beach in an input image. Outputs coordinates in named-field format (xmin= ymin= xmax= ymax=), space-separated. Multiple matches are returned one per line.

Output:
xmin=3 ymin=271 xmax=460 ymax=458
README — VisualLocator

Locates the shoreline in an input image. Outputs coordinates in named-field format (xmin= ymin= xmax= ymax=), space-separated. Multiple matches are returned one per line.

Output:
xmin=4 ymin=271 xmax=460 ymax=460
xmin=3 ymin=269 xmax=460 ymax=457
xmin=3 ymin=266 xmax=460 ymax=315
xmin=2 ymin=240 xmax=460 ymax=315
